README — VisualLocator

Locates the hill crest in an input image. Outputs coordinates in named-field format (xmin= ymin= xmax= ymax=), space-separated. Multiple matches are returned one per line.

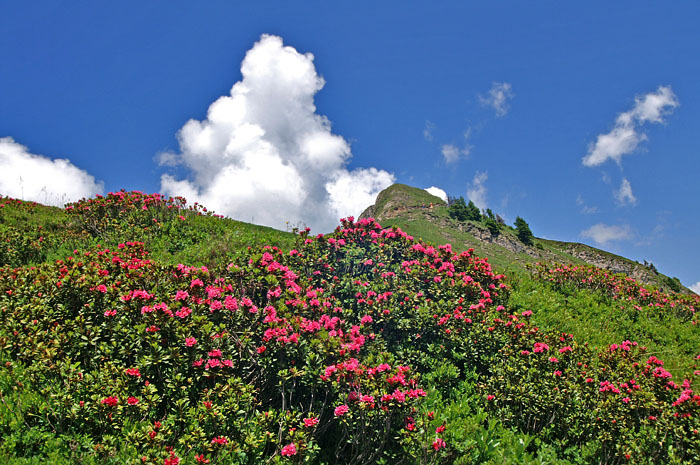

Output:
xmin=361 ymin=183 xmax=690 ymax=293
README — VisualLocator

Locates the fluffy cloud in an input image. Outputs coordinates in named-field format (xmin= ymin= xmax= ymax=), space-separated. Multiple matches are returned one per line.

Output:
xmin=160 ymin=35 xmax=394 ymax=232
xmin=580 ymin=223 xmax=632 ymax=246
xmin=614 ymin=178 xmax=637 ymax=206
xmin=479 ymin=82 xmax=514 ymax=117
xmin=424 ymin=186 xmax=448 ymax=203
xmin=582 ymin=86 xmax=679 ymax=167
xmin=467 ymin=171 xmax=488 ymax=210
xmin=0 ymin=137 xmax=103 ymax=205
xmin=440 ymin=129 xmax=471 ymax=164
xmin=690 ymin=281 xmax=700 ymax=295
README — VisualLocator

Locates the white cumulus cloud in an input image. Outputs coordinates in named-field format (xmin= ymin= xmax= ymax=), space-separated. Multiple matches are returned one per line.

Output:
xmin=580 ymin=223 xmax=632 ymax=246
xmin=690 ymin=281 xmax=700 ymax=295
xmin=0 ymin=137 xmax=103 ymax=205
xmin=479 ymin=82 xmax=514 ymax=117
xmin=159 ymin=34 xmax=394 ymax=232
xmin=614 ymin=178 xmax=637 ymax=206
xmin=467 ymin=171 xmax=488 ymax=210
xmin=582 ymin=86 xmax=679 ymax=167
xmin=424 ymin=186 xmax=448 ymax=203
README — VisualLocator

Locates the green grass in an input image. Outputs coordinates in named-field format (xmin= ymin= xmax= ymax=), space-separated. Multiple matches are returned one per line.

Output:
xmin=507 ymin=270 xmax=700 ymax=380
xmin=363 ymin=184 xmax=700 ymax=381
xmin=0 ymin=196 xmax=294 ymax=270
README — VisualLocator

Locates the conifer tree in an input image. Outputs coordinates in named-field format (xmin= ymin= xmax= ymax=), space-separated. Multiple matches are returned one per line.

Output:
xmin=514 ymin=216 xmax=534 ymax=245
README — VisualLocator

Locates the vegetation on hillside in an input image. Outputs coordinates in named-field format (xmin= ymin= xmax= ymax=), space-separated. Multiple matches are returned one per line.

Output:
xmin=0 ymin=192 xmax=295 ymax=269
xmin=1 ymin=192 xmax=699 ymax=464
xmin=363 ymin=184 xmax=691 ymax=294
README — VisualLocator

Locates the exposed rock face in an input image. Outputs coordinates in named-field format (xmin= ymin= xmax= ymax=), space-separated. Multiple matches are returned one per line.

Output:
xmin=564 ymin=246 xmax=660 ymax=285
xmin=460 ymin=222 xmax=539 ymax=258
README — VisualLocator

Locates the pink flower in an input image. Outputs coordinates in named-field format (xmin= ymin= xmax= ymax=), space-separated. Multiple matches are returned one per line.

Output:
xmin=211 ymin=436 xmax=228 ymax=445
xmin=281 ymin=443 xmax=297 ymax=456
xmin=334 ymin=404 xmax=349 ymax=416
xmin=125 ymin=368 xmax=141 ymax=377
xmin=487 ymin=394 xmax=495 ymax=401
xmin=101 ymin=396 xmax=119 ymax=406
xmin=185 ymin=337 xmax=197 ymax=347
xmin=303 ymin=417 xmax=319 ymax=427
xmin=175 ymin=307 xmax=191 ymax=318
xmin=432 ymin=438 xmax=446 ymax=450
xmin=533 ymin=342 xmax=549 ymax=353
xmin=127 ymin=396 xmax=139 ymax=405
xmin=175 ymin=290 xmax=189 ymax=301
xmin=361 ymin=394 xmax=375 ymax=404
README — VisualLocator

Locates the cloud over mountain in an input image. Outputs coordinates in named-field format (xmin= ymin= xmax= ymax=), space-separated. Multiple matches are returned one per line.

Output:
xmin=160 ymin=34 xmax=394 ymax=232
xmin=0 ymin=137 xmax=103 ymax=205
xmin=582 ymin=86 xmax=679 ymax=167
xmin=424 ymin=186 xmax=448 ymax=203
xmin=467 ymin=171 xmax=488 ymax=209
xmin=580 ymin=223 xmax=632 ymax=246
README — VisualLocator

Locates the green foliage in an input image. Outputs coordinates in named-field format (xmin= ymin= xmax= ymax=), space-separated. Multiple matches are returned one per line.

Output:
xmin=515 ymin=216 xmax=534 ymax=246
xmin=665 ymin=276 xmax=683 ymax=293
xmin=1 ymin=192 xmax=700 ymax=464
xmin=510 ymin=264 xmax=700 ymax=379
xmin=447 ymin=197 xmax=481 ymax=222
xmin=0 ymin=192 xmax=294 ymax=269
xmin=484 ymin=218 xmax=501 ymax=237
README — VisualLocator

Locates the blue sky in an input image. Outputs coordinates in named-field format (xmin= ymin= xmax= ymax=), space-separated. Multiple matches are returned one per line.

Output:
xmin=1 ymin=1 xmax=699 ymax=291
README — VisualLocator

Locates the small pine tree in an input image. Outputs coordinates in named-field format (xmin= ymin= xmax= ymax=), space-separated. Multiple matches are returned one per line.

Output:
xmin=485 ymin=217 xmax=501 ymax=236
xmin=448 ymin=197 xmax=468 ymax=221
xmin=466 ymin=201 xmax=482 ymax=221
xmin=514 ymin=216 xmax=534 ymax=245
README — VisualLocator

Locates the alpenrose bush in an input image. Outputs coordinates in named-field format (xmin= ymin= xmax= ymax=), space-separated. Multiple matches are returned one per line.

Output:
xmin=0 ymin=196 xmax=68 ymax=267
xmin=64 ymin=190 xmax=222 ymax=236
xmin=530 ymin=263 xmax=699 ymax=325
xmin=0 ymin=213 xmax=698 ymax=464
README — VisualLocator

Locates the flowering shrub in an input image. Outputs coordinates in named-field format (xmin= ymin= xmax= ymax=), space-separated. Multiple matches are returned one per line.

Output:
xmin=530 ymin=262 xmax=699 ymax=324
xmin=0 ymin=199 xmax=698 ymax=464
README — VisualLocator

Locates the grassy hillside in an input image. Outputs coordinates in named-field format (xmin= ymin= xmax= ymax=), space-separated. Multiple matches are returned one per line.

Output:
xmin=1 ymin=191 xmax=699 ymax=464
xmin=0 ymin=192 xmax=294 ymax=269
xmin=360 ymin=184 xmax=689 ymax=293
xmin=361 ymin=184 xmax=700 ymax=377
